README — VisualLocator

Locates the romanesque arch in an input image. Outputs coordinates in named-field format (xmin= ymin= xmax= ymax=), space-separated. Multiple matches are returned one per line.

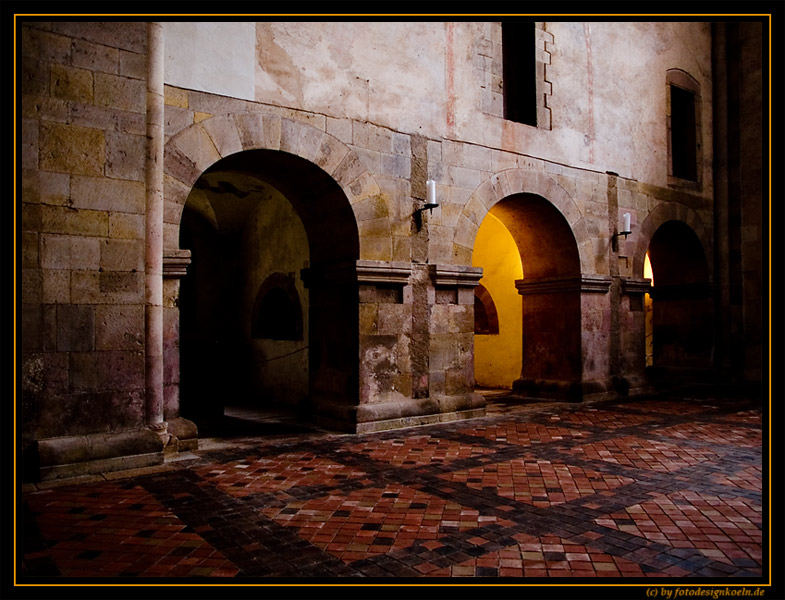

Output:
xmin=162 ymin=111 xmax=394 ymax=260
xmin=452 ymin=168 xmax=592 ymax=273
xmin=635 ymin=204 xmax=713 ymax=373
xmin=161 ymin=112 xmax=392 ymax=429
xmin=464 ymin=169 xmax=592 ymax=399
xmin=632 ymin=202 xmax=711 ymax=279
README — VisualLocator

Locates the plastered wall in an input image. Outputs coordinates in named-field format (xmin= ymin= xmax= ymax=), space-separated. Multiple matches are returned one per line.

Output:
xmin=164 ymin=21 xmax=712 ymax=191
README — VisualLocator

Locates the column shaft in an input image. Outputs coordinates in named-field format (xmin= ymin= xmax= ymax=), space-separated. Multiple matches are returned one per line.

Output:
xmin=145 ymin=22 xmax=166 ymax=434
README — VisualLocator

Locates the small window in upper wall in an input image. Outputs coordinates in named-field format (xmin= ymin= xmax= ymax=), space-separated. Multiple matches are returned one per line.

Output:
xmin=502 ymin=21 xmax=537 ymax=126
xmin=667 ymin=69 xmax=702 ymax=186
xmin=670 ymin=85 xmax=697 ymax=180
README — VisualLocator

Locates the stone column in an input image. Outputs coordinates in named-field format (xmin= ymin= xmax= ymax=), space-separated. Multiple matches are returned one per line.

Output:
xmin=578 ymin=275 xmax=613 ymax=399
xmin=620 ymin=277 xmax=652 ymax=394
xmin=145 ymin=22 xmax=166 ymax=439
xmin=356 ymin=260 xmax=415 ymax=433
xmin=428 ymin=264 xmax=485 ymax=416
xmin=513 ymin=275 xmax=611 ymax=401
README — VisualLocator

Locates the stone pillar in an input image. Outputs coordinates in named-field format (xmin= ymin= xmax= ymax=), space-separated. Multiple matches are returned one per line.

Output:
xmin=145 ymin=22 xmax=166 ymax=439
xmin=301 ymin=260 xmax=360 ymax=432
xmin=620 ymin=277 xmax=652 ymax=394
xmin=356 ymin=260 xmax=416 ymax=432
xmin=428 ymin=264 xmax=485 ymax=417
xmin=578 ymin=275 xmax=613 ymax=399
xmin=514 ymin=275 xmax=611 ymax=401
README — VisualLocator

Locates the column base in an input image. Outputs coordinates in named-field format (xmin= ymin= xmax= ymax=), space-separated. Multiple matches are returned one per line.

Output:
xmin=314 ymin=393 xmax=487 ymax=434
xmin=513 ymin=378 xmax=616 ymax=403
xmin=356 ymin=394 xmax=485 ymax=433
xmin=166 ymin=417 xmax=199 ymax=452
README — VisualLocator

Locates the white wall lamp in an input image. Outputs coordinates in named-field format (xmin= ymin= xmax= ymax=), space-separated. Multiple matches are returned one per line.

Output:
xmin=612 ymin=212 xmax=632 ymax=252
xmin=413 ymin=179 xmax=440 ymax=230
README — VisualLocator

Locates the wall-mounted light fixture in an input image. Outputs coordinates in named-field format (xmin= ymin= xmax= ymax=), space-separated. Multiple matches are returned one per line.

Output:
xmin=612 ymin=212 xmax=632 ymax=252
xmin=413 ymin=179 xmax=440 ymax=230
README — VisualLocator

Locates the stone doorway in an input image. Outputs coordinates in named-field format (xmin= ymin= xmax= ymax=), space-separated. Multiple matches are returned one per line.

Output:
xmin=177 ymin=150 xmax=360 ymax=434
xmin=472 ymin=193 xmax=582 ymax=399
xmin=645 ymin=220 xmax=713 ymax=374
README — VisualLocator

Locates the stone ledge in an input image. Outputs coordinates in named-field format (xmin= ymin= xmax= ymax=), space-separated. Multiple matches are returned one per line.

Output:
xmin=356 ymin=259 xmax=412 ymax=286
xmin=40 ymin=452 xmax=163 ymax=482
xmin=36 ymin=428 xmax=165 ymax=481
xmin=515 ymin=275 xmax=612 ymax=295
xmin=430 ymin=264 xmax=483 ymax=288
xmin=621 ymin=277 xmax=652 ymax=295
xmin=357 ymin=397 xmax=440 ymax=424
xmin=355 ymin=393 xmax=486 ymax=432
xmin=356 ymin=408 xmax=485 ymax=434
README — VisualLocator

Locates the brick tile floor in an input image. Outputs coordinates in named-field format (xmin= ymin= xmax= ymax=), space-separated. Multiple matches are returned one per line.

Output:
xmin=20 ymin=392 xmax=765 ymax=581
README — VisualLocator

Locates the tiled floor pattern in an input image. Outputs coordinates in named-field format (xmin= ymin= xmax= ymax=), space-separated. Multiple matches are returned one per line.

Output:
xmin=21 ymin=393 xmax=763 ymax=580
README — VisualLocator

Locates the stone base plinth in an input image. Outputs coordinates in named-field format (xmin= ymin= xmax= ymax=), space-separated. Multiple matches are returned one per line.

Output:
xmin=513 ymin=377 xmax=617 ymax=403
xmin=35 ymin=428 xmax=166 ymax=481
xmin=356 ymin=408 xmax=485 ymax=434
xmin=315 ymin=393 xmax=486 ymax=434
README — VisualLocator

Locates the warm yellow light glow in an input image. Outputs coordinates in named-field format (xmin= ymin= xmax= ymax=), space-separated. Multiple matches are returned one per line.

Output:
xmin=472 ymin=213 xmax=523 ymax=388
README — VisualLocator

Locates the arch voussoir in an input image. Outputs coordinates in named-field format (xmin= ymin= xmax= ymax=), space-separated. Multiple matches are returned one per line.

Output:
xmin=633 ymin=202 xmax=709 ymax=277
xmin=171 ymin=124 xmax=221 ymax=175
xmin=164 ymin=110 xmax=394 ymax=262
xmin=201 ymin=114 xmax=243 ymax=158
xmin=233 ymin=112 xmax=282 ymax=152
xmin=455 ymin=167 xmax=590 ymax=272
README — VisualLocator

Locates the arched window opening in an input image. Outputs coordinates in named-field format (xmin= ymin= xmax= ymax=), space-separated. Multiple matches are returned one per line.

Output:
xmin=474 ymin=284 xmax=500 ymax=335
xmin=251 ymin=273 xmax=303 ymax=341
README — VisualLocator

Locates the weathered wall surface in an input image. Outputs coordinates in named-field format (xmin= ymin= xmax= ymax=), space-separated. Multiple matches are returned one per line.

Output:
xmin=254 ymin=22 xmax=445 ymax=138
xmin=21 ymin=19 xmax=761 ymax=474
xmin=21 ymin=22 xmax=149 ymax=441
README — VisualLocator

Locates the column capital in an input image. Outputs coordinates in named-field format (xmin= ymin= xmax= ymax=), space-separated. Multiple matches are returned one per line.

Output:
xmin=356 ymin=259 xmax=412 ymax=286
xmin=430 ymin=264 xmax=483 ymax=288
xmin=621 ymin=277 xmax=652 ymax=295
xmin=515 ymin=275 xmax=612 ymax=295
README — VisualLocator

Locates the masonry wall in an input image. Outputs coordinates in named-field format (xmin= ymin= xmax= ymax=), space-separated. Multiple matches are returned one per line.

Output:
xmin=159 ymin=21 xmax=715 ymax=396
xmin=20 ymin=20 xmax=762 ymax=475
xmin=21 ymin=22 xmax=149 ymax=444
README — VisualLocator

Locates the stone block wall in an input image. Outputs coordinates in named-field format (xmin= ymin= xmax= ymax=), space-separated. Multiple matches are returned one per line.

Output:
xmin=19 ymin=21 xmax=764 ymax=476
xmin=21 ymin=22 xmax=149 ymax=443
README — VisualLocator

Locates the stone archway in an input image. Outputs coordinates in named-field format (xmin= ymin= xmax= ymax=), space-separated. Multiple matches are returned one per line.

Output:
xmin=646 ymin=219 xmax=713 ymax=374
xmin=632 ymin=203 xmax=711 ymax=280
xmin=460 ymin=169 xmax=608 ymax=401
xmin=162 ymin=112 xmax=395 ymax=259
xmin=161 ymin=112 xmax=394 ymax=431
xmin=452 ymin=168 xmax=592 ymax=272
